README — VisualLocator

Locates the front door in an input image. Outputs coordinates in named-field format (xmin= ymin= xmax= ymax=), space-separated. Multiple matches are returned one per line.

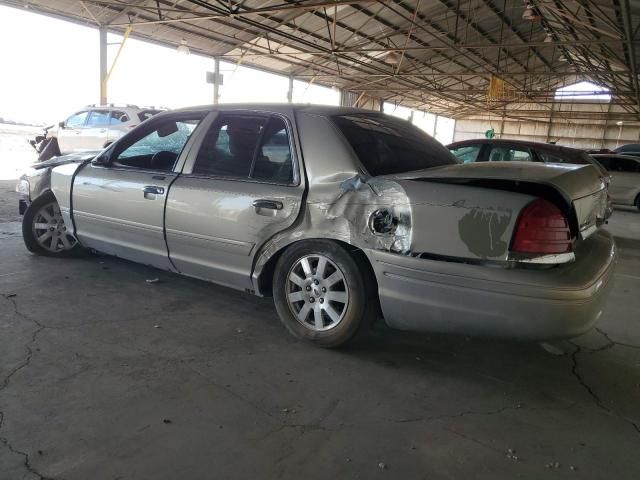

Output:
xmin=165 ymin=111 xmax=304 ymax=291
xmin=57 ymin=110 xmax=89 ymax=154
xmin=71 ymin=112 xmax=208 ymax=269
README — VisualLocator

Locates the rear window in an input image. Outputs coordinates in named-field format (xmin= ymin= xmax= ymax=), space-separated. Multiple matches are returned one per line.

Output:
xmin=138 ymin=109 xmax=162 ymax=122
xmin=539 ymin=149 xmax=590 ymax=165
xmin=332 ymin=114 xmax=458 ymax=176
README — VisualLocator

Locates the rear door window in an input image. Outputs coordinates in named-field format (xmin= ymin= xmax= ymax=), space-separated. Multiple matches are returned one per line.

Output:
xmin=449 ymin=145 xmax=482 ymax=163
xmin=86 ymin=110 xmax=111 ymax=126
xmin=332 ymin=114 xmax=458 ymax=176
xmin=252 ymin=117 xmax=294 ymax=184
xmin=192 ymin=115 xmax=267 ymax=178
xmin=487 ymin=145 xmax=533 ymax=162
xmin=191 ymin=114 xmax=294 ymax=183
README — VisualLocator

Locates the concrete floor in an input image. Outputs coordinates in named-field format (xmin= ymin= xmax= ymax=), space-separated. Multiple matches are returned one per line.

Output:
xmin=1 ymin=179 xmax=639 ymax=480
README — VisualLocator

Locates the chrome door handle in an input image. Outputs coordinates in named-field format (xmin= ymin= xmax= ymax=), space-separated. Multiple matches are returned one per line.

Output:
xmin=143 ymin=186 xmax=165 ymax=195
xmin=252 ymin=199 xmax=283 ymax=210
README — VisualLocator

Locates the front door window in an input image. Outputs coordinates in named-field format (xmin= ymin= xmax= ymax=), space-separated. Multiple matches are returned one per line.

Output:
xmin=111 ymin=115 xmax=205 ymax=171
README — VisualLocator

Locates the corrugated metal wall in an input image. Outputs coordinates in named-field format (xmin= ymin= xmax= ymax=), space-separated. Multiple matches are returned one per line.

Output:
xmin=340 ymin=90 xmax=382 ymax=111
xmin=454 ymin=102 xmax=640 ymax=149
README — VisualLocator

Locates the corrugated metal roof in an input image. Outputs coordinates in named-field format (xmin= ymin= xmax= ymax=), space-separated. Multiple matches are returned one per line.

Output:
xmin=2 ymin=0 xmax=638 ymax=120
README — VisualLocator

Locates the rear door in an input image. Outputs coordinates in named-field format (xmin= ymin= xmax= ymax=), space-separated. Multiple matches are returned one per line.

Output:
xmin=71 ymin=112 xmax=208 ymax=269
xmin=57 ymin=111 xmax=89 ymax=153
xmin=165 ymin=110 xmax=304 ymax=291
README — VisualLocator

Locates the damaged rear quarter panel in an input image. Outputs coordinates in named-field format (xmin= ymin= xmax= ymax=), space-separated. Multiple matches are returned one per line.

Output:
xmin=252 ymin=113 xmax=537 ymax=292
xmin=397 ymin=179 xmax=535 ymax=260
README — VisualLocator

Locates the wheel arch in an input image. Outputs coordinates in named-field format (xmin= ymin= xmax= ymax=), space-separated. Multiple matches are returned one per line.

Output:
xmin=254 ymin=237 xmax=379 ymax=301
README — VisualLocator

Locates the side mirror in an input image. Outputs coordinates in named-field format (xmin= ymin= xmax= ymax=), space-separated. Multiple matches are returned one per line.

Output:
xmin=58 ymin=121 xmax=65 ymax=129
xmin=91 ymin=153 xmax=110 ymax=166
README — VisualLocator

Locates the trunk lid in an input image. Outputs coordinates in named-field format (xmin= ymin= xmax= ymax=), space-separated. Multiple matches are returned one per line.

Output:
xmin=379 ymin=162 xmax=608 ymax=263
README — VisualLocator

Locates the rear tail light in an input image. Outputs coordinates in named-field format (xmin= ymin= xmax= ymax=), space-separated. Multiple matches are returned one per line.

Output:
xmin=511 ymin=198 xmax=573 ymax=254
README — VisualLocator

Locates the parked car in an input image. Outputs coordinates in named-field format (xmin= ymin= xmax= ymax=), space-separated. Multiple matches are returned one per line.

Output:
xmin=17 ymin=105 xmax=615 ymax=347
xmin=448 ymin=139 xmax=613 ymax=218
xmin=591 ymin=154 xmax=640 ymax=209
xmin=447 ymin=138 xmax=609 ymax=177
xmin=614 ymin=143 xmax=640 ymax=158
xmin=29 ymin=104 xmax=164 ymax=161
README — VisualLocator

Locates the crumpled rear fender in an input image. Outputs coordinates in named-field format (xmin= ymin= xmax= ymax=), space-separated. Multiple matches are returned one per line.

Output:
xmin=250 ymin=172 xmax=537 ymax=295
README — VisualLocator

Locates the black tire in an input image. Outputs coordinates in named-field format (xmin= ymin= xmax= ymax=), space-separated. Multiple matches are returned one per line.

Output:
xmin=22 ymin=192 xmax=81 ymax=257
xmin=636 ymin=194 xmax=640 ymax=211
xmin=273 ymin=240 xmax=377 ymax=348
xmin=37 ymin=137 xmax=61 ymax=162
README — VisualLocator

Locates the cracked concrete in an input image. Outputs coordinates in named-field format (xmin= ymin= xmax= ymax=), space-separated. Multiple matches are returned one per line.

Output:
xmin=1 ymin=181 xmax=640 ymax=479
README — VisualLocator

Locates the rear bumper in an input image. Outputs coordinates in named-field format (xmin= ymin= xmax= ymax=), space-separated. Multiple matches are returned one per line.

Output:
xmin=365 ymin=230 xmax=616 ymax=340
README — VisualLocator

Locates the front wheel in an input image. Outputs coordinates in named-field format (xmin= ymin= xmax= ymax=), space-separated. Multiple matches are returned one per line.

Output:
xmin=22 ymin=192 xmax=80 ymax=256
xmin=273 ymin=240 xmax=376 ymax=348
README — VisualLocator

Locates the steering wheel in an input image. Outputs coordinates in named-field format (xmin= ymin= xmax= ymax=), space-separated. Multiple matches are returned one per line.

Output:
xmin=150 ymin=150 xmax=178 ymax=170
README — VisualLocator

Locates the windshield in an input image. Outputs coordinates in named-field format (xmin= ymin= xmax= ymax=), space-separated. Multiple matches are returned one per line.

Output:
xmin=332 ymin=113 xmax=458 ymax=176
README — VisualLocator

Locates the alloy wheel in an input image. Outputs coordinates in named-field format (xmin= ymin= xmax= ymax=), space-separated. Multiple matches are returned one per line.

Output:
xmin=285 ymin=254 xmax=349 ymax=331
xmin=31 ymin=202 xmax=77 ymax=253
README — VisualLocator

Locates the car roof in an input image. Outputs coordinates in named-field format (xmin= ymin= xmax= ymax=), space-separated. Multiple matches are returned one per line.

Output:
xmin=82 ymin=105 xmax=165 ymax=112
xmin=447 ymin=138 xmax=585 ymax=155
xmin=169 ymin=103 xmax=390 ymax=118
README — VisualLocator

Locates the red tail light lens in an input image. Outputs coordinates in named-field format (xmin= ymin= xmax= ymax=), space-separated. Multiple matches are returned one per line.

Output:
xmin=511 ymin=199 xmax=573 ymax=254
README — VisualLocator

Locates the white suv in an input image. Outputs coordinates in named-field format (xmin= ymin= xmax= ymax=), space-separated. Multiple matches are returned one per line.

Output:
xmin=55 ymin=105 xmax=164 ymax=153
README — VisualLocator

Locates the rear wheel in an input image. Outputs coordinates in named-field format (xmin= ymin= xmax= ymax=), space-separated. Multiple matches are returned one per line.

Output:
xmin=22 ymin=192 xmax=80 ymax=256
xmin=273 ymin=240 xmax=375 ymax=348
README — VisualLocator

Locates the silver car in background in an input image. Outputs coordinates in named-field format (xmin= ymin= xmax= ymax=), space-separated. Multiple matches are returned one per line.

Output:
xmin=30 ymin=104 xmax=164 ymax=161
xmin=17 ymin=105 xmax=616 ymax=347
xmin=592 ymin=154 xmax=640 ymax=210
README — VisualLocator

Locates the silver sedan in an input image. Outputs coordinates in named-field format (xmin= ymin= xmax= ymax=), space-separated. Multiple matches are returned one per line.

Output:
xmin=17 ymin=105 xmax=616 ymax=347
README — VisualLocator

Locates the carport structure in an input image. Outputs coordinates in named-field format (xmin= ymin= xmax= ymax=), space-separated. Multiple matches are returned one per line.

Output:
xmin=3 ymin=0 xmax=638 ymax=124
